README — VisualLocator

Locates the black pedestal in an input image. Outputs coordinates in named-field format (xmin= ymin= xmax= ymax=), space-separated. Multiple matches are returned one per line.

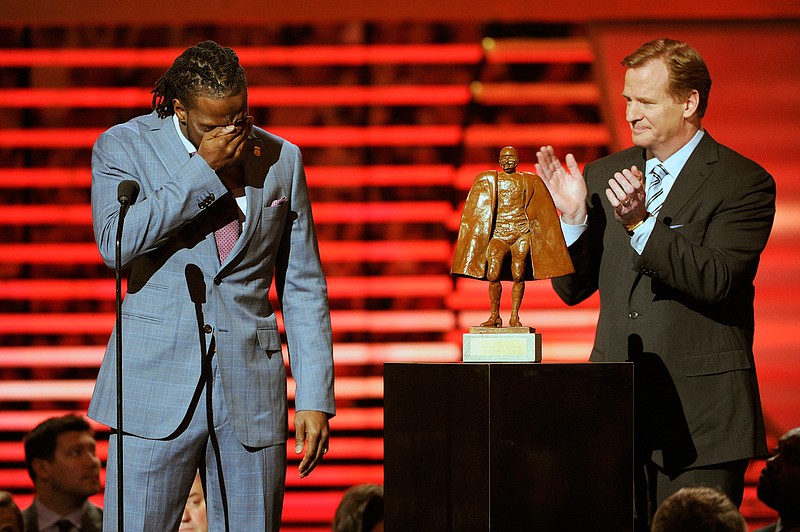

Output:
xmin=384 ymin=362 xmax=633 ymax=532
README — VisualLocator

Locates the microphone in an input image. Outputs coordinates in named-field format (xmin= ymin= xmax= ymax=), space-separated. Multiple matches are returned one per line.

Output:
xmin=114 ymin=178 xmax=138 ymax=532
xmin=185 ymin=264 xmax=209 ymax=359
xmin=117 ymin=180 xmax=140 ymax=206
xmin=185 ymin=264 xmax=207 ymax=305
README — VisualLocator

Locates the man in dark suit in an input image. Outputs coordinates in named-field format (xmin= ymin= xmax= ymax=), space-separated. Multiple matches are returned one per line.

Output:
xmin=22 ymin=415 xmax=103 ymax=532
xmin=754 ymin=427 xmax=800 ymax=532
xmin=89 ymin=41 xmax=334 ymax=530
xmin=536 ymin=38 xmax=775 ymax=529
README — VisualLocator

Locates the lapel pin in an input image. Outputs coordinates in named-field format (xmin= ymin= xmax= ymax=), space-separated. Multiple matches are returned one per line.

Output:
xmin=253 ymin=145 xmax=261 ymax=157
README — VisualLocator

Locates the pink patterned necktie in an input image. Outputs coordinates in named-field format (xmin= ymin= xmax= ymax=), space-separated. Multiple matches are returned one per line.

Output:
xmin=215 ymin=205 xmax=242 ymax=262
xmin=191 ymin=153 xmax=242 ymax=262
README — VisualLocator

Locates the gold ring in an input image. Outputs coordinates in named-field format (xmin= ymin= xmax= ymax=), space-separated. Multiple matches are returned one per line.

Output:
xmin=623 ymin=198 xmax=631 ymax=206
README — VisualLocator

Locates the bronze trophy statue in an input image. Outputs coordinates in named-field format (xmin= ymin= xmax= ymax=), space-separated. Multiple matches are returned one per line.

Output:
xmin=451 ymin=147 xmax=574 ymax=328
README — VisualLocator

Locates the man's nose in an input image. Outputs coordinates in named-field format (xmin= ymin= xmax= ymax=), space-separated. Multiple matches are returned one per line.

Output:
xmin=765 ymin=453 xmax=782 ymax=471
xmin=626 ymin=102 xmax=641 ymax=122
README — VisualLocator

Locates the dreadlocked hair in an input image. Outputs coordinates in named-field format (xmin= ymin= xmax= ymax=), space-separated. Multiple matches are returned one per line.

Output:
xmin=151 ymin=40 xmax=247 ymax=118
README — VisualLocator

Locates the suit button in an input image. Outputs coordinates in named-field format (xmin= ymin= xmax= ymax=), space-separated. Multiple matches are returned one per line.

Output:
xmin=203 ymin=324 xmax=212 ymax=334
xmin=213 ymin=277 xmax=221 ymax=285
xmin=628 ymin=311 xmax=639 ymax=319
xmin=198 ymin=194 xmax=215 ymax=209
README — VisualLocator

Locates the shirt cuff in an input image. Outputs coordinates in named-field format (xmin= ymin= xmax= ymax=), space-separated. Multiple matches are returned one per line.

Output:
xmin=630 ymin=215 xmax=657 ymax=254
xmin=560 ymin=215 xmax=588 ymax=247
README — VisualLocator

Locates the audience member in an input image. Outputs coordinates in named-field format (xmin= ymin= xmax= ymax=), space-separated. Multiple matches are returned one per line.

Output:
xmin=651 ymin=486 xmax=747 ymax=532
xmin=180 ymin=473 xmax=208 ymax=532
xmin=331 ymin=483 xmax=384 ymax=532
xmin=21 ymin=414 xmax=102 ymax=532
xmin=0 ymin=491 xmax=24 ymax=532
xmin=755 ymin=427 xmax=800 ymax=532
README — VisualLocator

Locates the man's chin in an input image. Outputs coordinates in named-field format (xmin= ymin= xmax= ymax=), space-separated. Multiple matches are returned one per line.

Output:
xmin=630 ymin=129 xmax=651 ymax=147
xmin=756 ymin=479 xmax=777 ymax=507
xmin=79 ymin=479 xmax=102 ymax=497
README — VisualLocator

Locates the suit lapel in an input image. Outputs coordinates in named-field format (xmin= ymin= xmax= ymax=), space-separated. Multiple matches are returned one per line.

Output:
xmin=138 ymin=112 xmax=221 ymax=271
xmin=659 ymin=132 xmax=718 ymax=221
xmin=146 ymin=112 xmax=192 ymax=178
xmin=631 ymin=149 xmax=647 ymax=180
xmin=607 ymin=148 xmax=645 ymax=192
xmin=219 ymin=137 xmax=268 ymax=268
xmin=148 ymin=113 xmax=226 ymax=270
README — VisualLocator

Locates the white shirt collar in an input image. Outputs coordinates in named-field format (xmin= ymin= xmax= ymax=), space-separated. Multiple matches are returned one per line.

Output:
xmin=172 ymin=113 xmax=196 ymax=154
xmin=34 ymin=497 xmax=87 ymax=531
xmin=646 ymin=129 xmax=705 ymax=178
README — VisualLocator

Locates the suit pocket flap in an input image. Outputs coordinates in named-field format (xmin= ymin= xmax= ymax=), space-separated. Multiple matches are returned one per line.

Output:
xmin=682 ymin=348 xmax=752 ymax=377
xmin=256 ymin=325 xmax=281 ymax=352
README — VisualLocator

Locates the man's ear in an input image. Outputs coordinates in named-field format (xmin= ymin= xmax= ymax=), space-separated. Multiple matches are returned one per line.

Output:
xmin=31 ymin=457 xmax=51 ymax=482
xmin=683 ymin=89 xmax=700 ymax=119
xmin=173 ymin=99 xmax=187 ymax=124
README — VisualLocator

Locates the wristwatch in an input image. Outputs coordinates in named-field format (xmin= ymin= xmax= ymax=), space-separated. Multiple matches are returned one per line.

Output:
xmin=625 ymin=212 xmax=650 ymax=236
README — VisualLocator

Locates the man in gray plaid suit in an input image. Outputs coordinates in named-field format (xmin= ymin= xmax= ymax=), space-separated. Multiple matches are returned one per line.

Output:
xmin=89 ymin=41 xmax=334 ymax=531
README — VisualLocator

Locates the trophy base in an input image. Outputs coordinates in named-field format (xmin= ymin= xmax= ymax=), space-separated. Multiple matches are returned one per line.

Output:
xmin=463 ymin=328 xmax=542 ymax=363
xmin=469 ymin=325 xmax=534 ymax=335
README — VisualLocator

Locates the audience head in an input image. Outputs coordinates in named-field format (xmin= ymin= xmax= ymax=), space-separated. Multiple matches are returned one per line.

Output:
xmin=180 ymin=473 xmax=208 ymax=531
xmin=757 ymin=427 xmax=800 ymax=525
xmin=23 ymin=414 xmax=102 ymax=505
xmin=332 ymin=483 xmax=384 ymax=532
xmin=650 ymin=486 xmax=746 ymax=532
xmin=0 ymin=491 xmax=24 ymax=532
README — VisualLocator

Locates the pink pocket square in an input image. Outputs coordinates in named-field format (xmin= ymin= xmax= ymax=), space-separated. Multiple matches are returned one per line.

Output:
xmin=270 ymin=196 xmax=287 ymax=207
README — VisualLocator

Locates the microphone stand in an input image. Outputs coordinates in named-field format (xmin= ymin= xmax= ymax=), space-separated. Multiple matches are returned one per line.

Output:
xmin=115 ymin=180 xmax=137 ymax=532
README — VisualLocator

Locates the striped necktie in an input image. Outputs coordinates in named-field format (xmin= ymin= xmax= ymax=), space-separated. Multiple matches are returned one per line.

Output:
xmin=646 ymin=163 xmax=668 ymax=217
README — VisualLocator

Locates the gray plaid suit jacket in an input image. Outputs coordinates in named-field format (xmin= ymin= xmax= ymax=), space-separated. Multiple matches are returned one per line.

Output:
xmin=88 ymin=111 xmax=334 ymax=447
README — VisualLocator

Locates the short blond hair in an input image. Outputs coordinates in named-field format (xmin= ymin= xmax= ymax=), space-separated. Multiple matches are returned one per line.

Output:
xmin=622 ymin=38 xmax=711 ymax=118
